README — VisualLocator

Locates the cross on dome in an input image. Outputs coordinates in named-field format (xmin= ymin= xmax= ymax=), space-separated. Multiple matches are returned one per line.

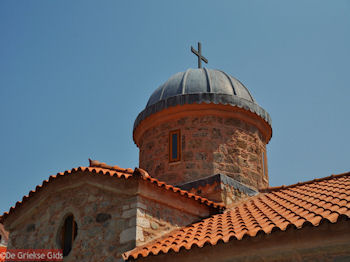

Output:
xmin=191 ymin=42 xmax=208 ymax=68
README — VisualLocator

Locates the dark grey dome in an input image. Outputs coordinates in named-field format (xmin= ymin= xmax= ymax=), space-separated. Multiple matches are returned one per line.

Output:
xmin=134 ymin=68 xmax=271 ymax=131
xmin=147 ymin=68 xmax=255 ymax=106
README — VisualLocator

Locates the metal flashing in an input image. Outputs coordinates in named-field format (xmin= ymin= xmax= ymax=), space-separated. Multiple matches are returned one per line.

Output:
xmin=134 ymin=93 xmax=271 ymax=132
xmin=179 ymin=173 xmax=258 ymax=197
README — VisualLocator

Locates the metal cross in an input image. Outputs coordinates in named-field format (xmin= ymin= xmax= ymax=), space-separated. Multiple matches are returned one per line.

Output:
xmin=191 ymin=42 xmax=208 ymax=68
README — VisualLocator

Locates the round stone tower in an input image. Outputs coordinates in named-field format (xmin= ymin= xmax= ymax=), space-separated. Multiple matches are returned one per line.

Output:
xmin=133 ymin=68 xmax=272 ymax=190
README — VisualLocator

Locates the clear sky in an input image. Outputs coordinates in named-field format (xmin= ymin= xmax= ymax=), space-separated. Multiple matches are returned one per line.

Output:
xmin=1 ymin=1 xmax=349 ymax=214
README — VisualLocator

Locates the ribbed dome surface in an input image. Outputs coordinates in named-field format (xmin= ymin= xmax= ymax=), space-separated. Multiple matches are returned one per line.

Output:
xmin=134 ymin=68 xmax=271 ymax=131
xmin=147 ymin=68 xmax=255 ymax=107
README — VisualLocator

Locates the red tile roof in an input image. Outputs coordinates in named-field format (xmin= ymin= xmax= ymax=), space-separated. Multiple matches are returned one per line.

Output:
xmin=1 ymin=160 xmax=223 ymax=223
xmin=123 ymin=172 xmax=350 ymax=260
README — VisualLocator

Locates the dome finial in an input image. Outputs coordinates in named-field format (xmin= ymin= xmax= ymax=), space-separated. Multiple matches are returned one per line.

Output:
xmin=191 ymin=42 xmax=208 ymax=68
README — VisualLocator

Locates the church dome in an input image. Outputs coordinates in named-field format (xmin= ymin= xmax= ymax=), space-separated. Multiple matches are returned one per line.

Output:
xmin=134 ymin=68 xmax=271 ymax=131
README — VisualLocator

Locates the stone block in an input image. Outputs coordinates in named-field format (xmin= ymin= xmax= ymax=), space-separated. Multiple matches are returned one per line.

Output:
xmin=177 ymin=117 xmax=187 ymax=125
xmin=87 ymin=227 xmax=100 ymax=237
xmin=96 ymin=213 xmax=112 ymax=223
xmin=128 ymin=218 xmax=137 ymax=227
xmin=224 ymin=165 xmax=241 ymax=173
xmin=237 ymin=139 xmax=247 ymax=149
xmin=136 ymin=226 xmax=144 ymax=242
xmin=116 ymin=219 xmax=128 ymax=229
xmin=130 ymin=202 xmax=147 ymax=210
xmin=136 ymin=208 xmax=145 ymax=217
xmin=120 ymin=227 xmax=136 ymax=244
xmin=224 ymin=118 xmax=241 ymax=126
xmin=183 ymin=151 xmax=193 ymax=161
xmin=26 ymin=224 xmax=35 ymax=232
xmin=213 ymin=152 xmax=224 ymax=162
xmin=137 ymin=217 xmax=150 ymax=228
xmin=211 ymin=128 xmax=222 ymax=139
xmin=82 ymin=216 xmax=94 ymax=225
xmin=186 ymin=163 xmax=195 ymax=169
xmin=150 ymin=221 xmax=159 ymax=230
xmin=203 ymin=162 xmax=213 ymax=170
xmin=87 ymin=195 xmax=97 ymax=202
xmin=122 ymin=208 xmax=136 ymax=218
xmin=193 ymin=131 xmax=208 ymax=137
xmin=195 ymin=152 xmax=207 ymax=160
xmin=181 ymin=135 xmax=186 ymax=149
xmin=188 ymin=139 xmax=202 ymax=149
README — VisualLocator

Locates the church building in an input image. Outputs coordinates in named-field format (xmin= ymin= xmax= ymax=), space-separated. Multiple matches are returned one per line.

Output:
xmin=1 ymin=43 xmax=349 ymax=261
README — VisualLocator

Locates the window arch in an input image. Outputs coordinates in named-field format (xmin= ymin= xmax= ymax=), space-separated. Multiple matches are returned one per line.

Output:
xmin=59 ymin=214 xmax=78 ymax=257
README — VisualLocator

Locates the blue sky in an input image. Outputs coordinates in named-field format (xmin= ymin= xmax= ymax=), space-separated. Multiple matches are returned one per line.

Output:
xmin=1 ymin=1 xmax=349 ymax=214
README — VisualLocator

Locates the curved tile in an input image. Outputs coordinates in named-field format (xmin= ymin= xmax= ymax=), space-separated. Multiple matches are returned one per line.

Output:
xmin=123 ymin=172 xmax=350 ymax=260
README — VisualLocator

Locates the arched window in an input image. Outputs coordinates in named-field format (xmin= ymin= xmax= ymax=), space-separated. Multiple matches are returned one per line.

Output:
xmin=60 ymin=214 xmax=77 ymax=257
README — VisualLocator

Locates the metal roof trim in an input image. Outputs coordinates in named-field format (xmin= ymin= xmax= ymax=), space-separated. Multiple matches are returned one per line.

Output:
xmin=133 ymin=93 xmax=272 ymax=132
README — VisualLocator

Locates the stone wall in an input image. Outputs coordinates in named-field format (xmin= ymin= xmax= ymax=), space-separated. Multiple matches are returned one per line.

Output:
xmin=4 ymin=173 xmax=139 ymax=262
xmin=4 ymin=171 xmax=215 ymax=262
xmin=138 ymin=113 xmax=268 ymax=190
xmin=135 ymin=195 xmax=200 ymax=246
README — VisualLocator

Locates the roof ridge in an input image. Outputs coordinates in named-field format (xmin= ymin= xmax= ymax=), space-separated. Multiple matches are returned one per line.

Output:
xmin=88 ymin=159 xmax=134 ymax=174
xmin=1 ymin=161 xmax=224 ymax=224
xmin=137 ymin=171 xmax=224 ymax=210
xmin=260 ymin=171 xmax=350 ymax=192
xmin=0 ymin=166 xmax=134 ymax=223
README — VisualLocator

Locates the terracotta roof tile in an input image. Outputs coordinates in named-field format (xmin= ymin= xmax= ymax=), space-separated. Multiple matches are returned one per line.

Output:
xmin=123 ymin=172 xmax=350 ymax=260
xmin=1 ymin=161 xmax=223 ymax=223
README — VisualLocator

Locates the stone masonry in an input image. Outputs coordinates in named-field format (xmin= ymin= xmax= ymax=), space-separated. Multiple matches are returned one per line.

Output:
xmin=138 ymin=113 xmax=269 ymax=190
xmin=4 ymin=173 xmax=139 ymax=262
xmin=134 ymin=195 xmax=200 ymax=246
xmin=134 ymin=178 xmax=217 ymax=246
xmin=3 ymin=170 xmax=216 ymax=262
